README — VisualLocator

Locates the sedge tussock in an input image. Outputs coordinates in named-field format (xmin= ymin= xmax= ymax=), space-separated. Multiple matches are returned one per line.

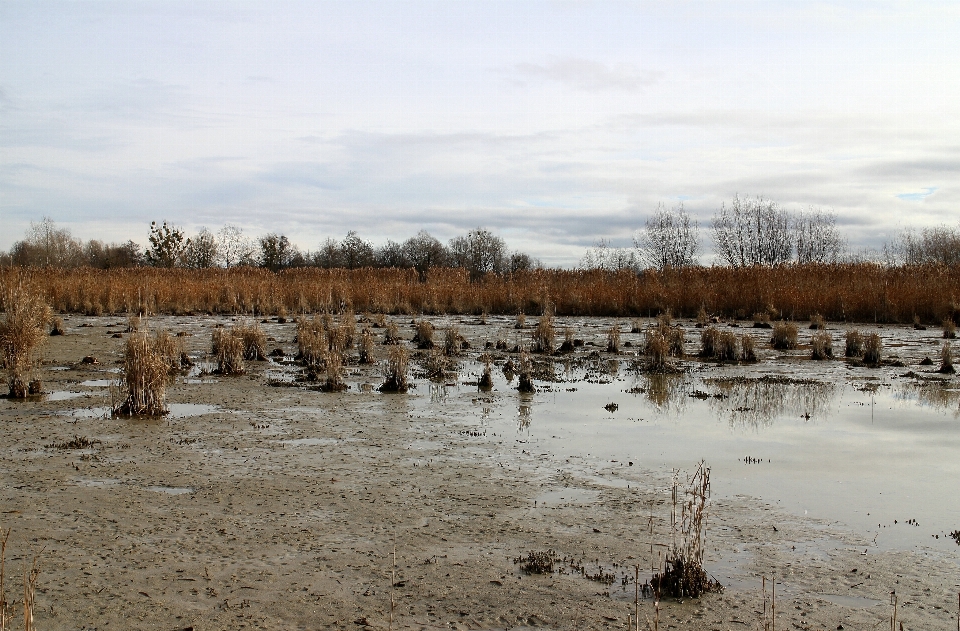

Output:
xmin=810 ymin=331 xmax=833 ymax=360
xmin=379 ymin=344 xmax=409 ymax=393
xmin=114 ymin=330 xmax=169 ymax=416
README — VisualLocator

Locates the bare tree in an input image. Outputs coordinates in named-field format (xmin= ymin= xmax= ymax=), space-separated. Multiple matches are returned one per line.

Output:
xmin=579 ymin=239 xmax=638 ymax=272
xmin=713 ymin=195 xmax=792 ymax=267
xmin=793 ymin=208 xmax=846 ymax=264
xmin=182 ymin=227 xmax=219 ymax=269
xmin=339 ymin=231 xmax=375 ymax=269
xmin=217 ymin=224 xmax=255 ymax=268
xmin=884 ymin=225 xmax=960 ymax=266
xmin=449 ymin=228 xmax=507 ymax=280
xmin=634 ymin=203 xmax=699 ymax=270
xmin=11 ymin=217 xmax=83 ymax=267
xmin=403 ymin=230 xmax=449 ymax=279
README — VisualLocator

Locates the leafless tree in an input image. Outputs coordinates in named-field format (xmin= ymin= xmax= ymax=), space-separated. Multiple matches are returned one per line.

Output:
xmin=634 ymin=203 xmax=699 ymax=270
xmin=884 ymin=225 xmax=960 ymax=266
xmin=182 ymin=227 xmax=219 ymax=269
xmin=579 ymin=239 xmax=639 ymax=272
xmin=713 ymin=195 xmax=792 ymax=267
xmin=449 ymin=228 xmax=507 ymax=280
xmin=793 ymin=208 xmax=846 ymax=264
xmin=217 ymin=224 xmax=255 ymax=268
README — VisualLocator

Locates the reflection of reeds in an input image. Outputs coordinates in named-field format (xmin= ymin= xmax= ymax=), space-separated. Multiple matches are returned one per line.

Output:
xmin=707 ymin=376 xmax=835 ymax=428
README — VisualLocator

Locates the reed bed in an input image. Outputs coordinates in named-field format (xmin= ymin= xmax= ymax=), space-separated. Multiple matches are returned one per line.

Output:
xmin=3 ymin=263 xmax=960 ymax=323
xmin=0 ymin=282 xmax=50 ymax=398
xmin=212 ymin=328 xmax=245 ymax=375
xmin=810 ymin=331 xmax=833 ymax=360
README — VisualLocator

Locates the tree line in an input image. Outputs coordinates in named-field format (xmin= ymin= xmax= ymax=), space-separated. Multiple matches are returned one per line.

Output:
xmin=0 ymin=218 xmax=537 ymax=281
xmin=4 ymin=195 xmax=959 ymax=276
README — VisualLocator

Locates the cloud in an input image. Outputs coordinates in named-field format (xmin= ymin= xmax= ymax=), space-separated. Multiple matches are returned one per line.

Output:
xmin=512 ymin=57 xmax=663 ymax=91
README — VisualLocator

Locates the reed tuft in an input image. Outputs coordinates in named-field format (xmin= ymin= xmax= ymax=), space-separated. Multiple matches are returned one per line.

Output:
xmin=862 ymin=332 xmax=882 ymax=365
xmin=0 ymin=282 xmax=51 ymax=398
xmin=770 ymin=322 xmax=798 ymax=350
xmin=845 ymin=329 xmax=864 ymax=357
xmin=379 ymin=344 xmax=410 ymax=392
xmin=810 ymin=331 xmax=833 ymax=360
xmin=113 ymin=330 xmax=169 ymax=415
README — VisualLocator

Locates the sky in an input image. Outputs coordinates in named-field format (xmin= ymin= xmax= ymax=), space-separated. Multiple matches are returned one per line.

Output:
xmin=1 ymin=1 xmax=959 ymax=267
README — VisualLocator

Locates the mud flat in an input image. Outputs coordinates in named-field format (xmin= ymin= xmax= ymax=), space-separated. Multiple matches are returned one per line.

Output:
xmin=1 ymin=315 xmax=959 ymax=630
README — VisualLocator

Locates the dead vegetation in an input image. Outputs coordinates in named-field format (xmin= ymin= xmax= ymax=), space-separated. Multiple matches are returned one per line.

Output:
xmin=379 ymin=344 xmax=409 ymax=392
xmin=0 ymin=282 xmax=50 ymax=398
xmin=531 ymin=315 xmax=555 ymax=354
xmin=770 ymin=322 xmax=798 ymax=350
xmin=863 ymin=333 xmax=882 ymax=365
xmin=845 ymin=330 xmax=864 ymax=357
xmin=810 ymin=331 xmax=833 ymax=360
xmin=212 ymin=327 xmax=245 ymax=375
xmin=113 ymin=329 xmax=169 ymax=416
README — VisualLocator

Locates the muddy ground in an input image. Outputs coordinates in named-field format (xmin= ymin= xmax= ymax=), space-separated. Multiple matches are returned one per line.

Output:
xmin=1 ymin=315 xmax=958 ymax=630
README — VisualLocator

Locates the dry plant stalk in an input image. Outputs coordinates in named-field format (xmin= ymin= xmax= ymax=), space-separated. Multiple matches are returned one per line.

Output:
xmin=700 ymin=326 xmax=719 ymax=358
xmin=940 ymin=341 xmax=954 ymax=374
xmin=22 ymin=553 xmax=40 ymax=631
xmin=651 ymin=461 xmax=721 ymax=599
xmin=212 ymin=328 xmax=245 ymax=375
xmin=297 ymin=315 xmax=327 ymax=366
xmin=383 ymin=320 xmax=400 ymax=345
xmin=517 ymin=349 xmax=535 ymax=392
xmin=478 ymin=353 xmax=493 ymax=390
xmin=323 ymin=350 xmax=347 ymax=392
xmin=531 ymin=315 xmax=555 ymax=354
xmin=358 ymin=328 xmax=375 ymax=364
xmin=740 ymin=334 xmax=757 ymax=362
xmin=696 ymin=306 xmax=709 ymax=327
xmin=0 ymin=283 xmax=50 ymax=398
xmin=49 ymin=316 xmax=64 ymax=336
xmin=845 ymin=330 xmax=864 ymax=357
xmin=423 ymin=347 xmax=448 ymax=379
xmin=379 ymin=344 xmax=409 ymax=392
xmin=770 ymin=322 xmax=798 ymax=350
xmin=235 ymin=321 xmax=267 ymax=360
xmin=810 ymin=331 xmax=833 ymax=360
xmin=607 ymin=323 xmax=621 ymax=353
xmin=944 ymin=318 xmax=957 ymax=339
xmin=114 ymin=330 xmax=169 ymax=416
xmin=443 ymin=325 xmax=463 ymax=356
xmin=716 ymin=331 xmax=738 ymax=362
xmin=863 ymin=333 xmax=882 ymax=365
xmin=413 ymin=319 xmax=435 ymax=349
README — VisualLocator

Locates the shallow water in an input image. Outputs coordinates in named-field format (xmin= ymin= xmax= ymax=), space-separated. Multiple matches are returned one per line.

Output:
xmin=400 ymin=352 xmax=960 ymax=555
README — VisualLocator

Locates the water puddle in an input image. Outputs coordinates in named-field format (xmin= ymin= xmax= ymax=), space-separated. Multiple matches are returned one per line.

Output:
xmin=168 ymin=403 xmax=220 ymax=417
xmin=76 ymin=478 xmax=121 ymax=488
xmin=61 ymin=406 xmax=111 ymax=418
xmin=46 ymin=391 xmax=85 ymax=401
xmin=535 ymin=487 xmax=599 ymax=506
xmin=80 ymin=379 xmax=116 ymax=387
xmin=815 ymin=593 xmax=884 ymax=608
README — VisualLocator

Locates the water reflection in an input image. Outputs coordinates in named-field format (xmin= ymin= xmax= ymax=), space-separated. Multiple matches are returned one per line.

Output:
xmin=706 ymin=377 xmax=836 ymax=428
xmin=627 ymin=373 xmax=688 ymax=415
xmin=518 ymin=402 xmax=532 ymax=432
xmin=604 ymin=359 xmax=620 ymax=376
xmin=895 ymin=380 xmax=960 ymax=416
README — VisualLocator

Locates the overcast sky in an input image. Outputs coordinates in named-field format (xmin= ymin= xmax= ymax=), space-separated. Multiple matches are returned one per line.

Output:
xmin=2 ymin=1 xmax=959 ymax=266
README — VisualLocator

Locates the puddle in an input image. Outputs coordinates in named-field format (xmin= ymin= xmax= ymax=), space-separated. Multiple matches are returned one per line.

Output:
xmin=46 ymin=391 xmax=85 ymax=401
xmin=168 ymin=403 xmax=220 ymax=417
xmin=146 ymin=486 xmax=194 ymax=495
xmin=183 ymin=378 xmax=217 ymax=384
xmin=80 ymin=379 xmax=116 ymax=387
xmin=76 ymin=478 xmax=121 ymax=488
xmin=279 ymin=438 xmax=338 ymax=447
xmin=815 ymin=593 xmax=884 ymax=608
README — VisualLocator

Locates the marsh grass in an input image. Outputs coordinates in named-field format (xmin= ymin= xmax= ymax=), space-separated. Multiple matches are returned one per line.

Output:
xmin=752 ymin=312 xmax=772 ymax=329
xmin=651 ymin=462 xmax=721 ymax=599
xmin=559 ymin=327 xmax=575 ymax=353
xmin=845 ymin=330 xmax=864 ymax=357
xmin=413 ymin=319 xmax=435 ymax=349
xmin=113 ymin=330 xmax=169 ymax=416
xmin=297 ymin=316 xmax=327 ymax=366
xmin=716 ymin=331 xmax=738 ymax=362
xmin=810 ymin=331 xmax=834 ymax=360
xmin=809 ymin=313 xmax=825 ymax=330
xmin=696 ymin=306 xmax=709 ymax=328
xmin=358 ymin=327 xmax=375 ymax=364
xmin=212 ymin=328 xmax=245 ymax=375
xmin=517 ymin=349 xmax=535 ymax=392
xmin=236 ymin=321 xmax=267 ymax=360
xmin=939 ymin=342 xmax=954 ymax=374
xmin=863 ymin=333 xmax=882 ymax=365
xmin=443 ymin=325 xmax=463 ymax=356
xmin=740 ymin=335 xmax=757 ymax=362
xmin=607 ymin=323 xmax=621 ymax=353
xmin=322 ymin=350 xmax=347 ymax=392
xmin=644 ymin=331 xmax=669 ymax=372
xmin=379 ymin=344 xmax=409 ymax=392
xmin=631 ymin=318 xmax=644 ymax=334
xmin=532 ymin=315 xmax=555 ymax=354
xmin=699 ymin=327 xmax=719 ymax=358
xmin=0 ymin=283 xmax=50 ymax=398
xmin=383 ymin=320 xmax=401 ymax=345
xmin=478 ymin=353 xmax=493 ymax=390
xmin=770 ymin=322 xmax=798 ymax=350
xmin=515 ymin=312 xmax=526 ymax=329
xmin=152 ymin=329 xmax=187 ymax=372
xmin=49 ymin=316 xmax=64 ymax=336
xmin=944 ymin=319 xmax=957 ymax=339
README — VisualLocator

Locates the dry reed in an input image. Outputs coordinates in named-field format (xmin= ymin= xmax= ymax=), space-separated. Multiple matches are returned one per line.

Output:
xmin=740 ymin=334 xmax=756 ymax=362
xmin=0 ymin=282 xmax=50 ymax=398
xmin=863 ymin=333 xmax=882 ymax=365
xmin=212 ymin=328 xmax=245 ymax=375
xmin=443 ymin=325 xmax=463 ymax=356
xmin=559 ymin=327 xmax=575 ymax=353
xmin=810 ymin=331 xmax=833 ymax=360
xmin=531 ymin=315 xmax=555 ymax=354
xmin=809 ymin=313 xmax=825 ymax=330
xmin=644 ymin=331 xmax=669 ymax=372
xmin=323 ymin=350 xmax=347 ymax=391
xmin=845 ymin=330 xmax=864 ymax=357
xmin=413 ymin=319 xmax=435 ymax=349
xmin=358 ymin=327 xmax=375 ymax=364
xmin=515 ymin=312 xmax=526 ymax=329
xmin=379 ymin=344 xmax=409 ymax=392
xmin=699 ymin=327 xmax=719 ymax=358
xmin=716 ymin=331 xmax=738 ymax=362
xmin=236 ymin=321 xmax=267 ymax=360
xmin=517 ymin=349 xmax=535 ymax=392
xmin=696 ymin=306 xmax=709 ymax=327
xmin=940 ymin=342 xmax=954 ymax=374
xmin=944 ymin=319 xmax=957 ymax=339
xmin=383 ymin=320 xmax=401 ymax=345
xmin=49 ymin=316 xmax=64 ymax=336
xmin=607 ymin=323 xmax=621 ymax=353
xmin=770 ymin=322 xmax=798 ymax=350
xmin=478 ymin=354 xmax=493 ymax=390
xmin=114 ymin=330 xmax=169 ymax=415
xmin=297 ymin=316 xmax=327 ymax=366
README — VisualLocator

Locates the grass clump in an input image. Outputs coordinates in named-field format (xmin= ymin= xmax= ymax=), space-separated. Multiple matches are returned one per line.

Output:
xmin=0 ymin=282 xmax=51 ymax=398
xmin=862 ymin=332 xmax=882 ymax=365
xmin=770 ymin=322 xmax=798 ymax=350
xmin=321 ymin=350 xmax=347 ymax=391
xmin=939 ymin=342 xmax=954 ymax=374
xmin=113 ymin=330 xmax=169 ymax=416
xmin=651 ymin=462 xmax=722 ymax=599
xmin=558 ymin=327 xmax=575 ymax=353
xmin=296 ymin=316 xmax=327 ymax=366
xmin=50 ymin=316 xmax=65 ymax=336
xmin=443 ymin=325 xmax=463 ymax=356
xmin=379 ymin=344 xmax=409 ymax=392
xmin=383 ymin=320 xmax=401 ymax=345
xmin=515 ymin=312 xmax=526 ymax=329
xmin=531 ymin=315 xmax=555 ymax=354
xmin=809 ymin=313 xmax=825 ymax=330
xmin=212 ymin=328 xmax=245 ymax=375
xmin=413 ymin=319 xmax=435 ymax=349
xmin=236 ymin=321 xmax=267 ymax=361
xmin=845 ymin=329 xmax=864 ymax=357
xmin=517 ymin=349 xmax=535 ymax=392
xmin=699 ymin=326 xmax=719 ymax=358
xmin=944 ymin=318 xmax=956 ymax=339
xmin=358 ymin=328 xmax=375 ymax=364
xmin=715 ymin=331 xmax=738 ymax=362
xmin=810 ymin=331 xmax=833 ymax=360
xmin=696 ymin=306 xmax=709 ymax=328
xmin=478 ymin=354 xmax=494 ymax=390
xmin=643 ymin=330 xmax=670 ymax=372
xmin=606 ymin=323 xmax=621 ymax=353
xmin=739 ymin=334 xmax=757 ymax=362
xmin=422 ymin=347 xmax=449 ymax=379
xmin=752 ymin=312 xmax=772 ymax=329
